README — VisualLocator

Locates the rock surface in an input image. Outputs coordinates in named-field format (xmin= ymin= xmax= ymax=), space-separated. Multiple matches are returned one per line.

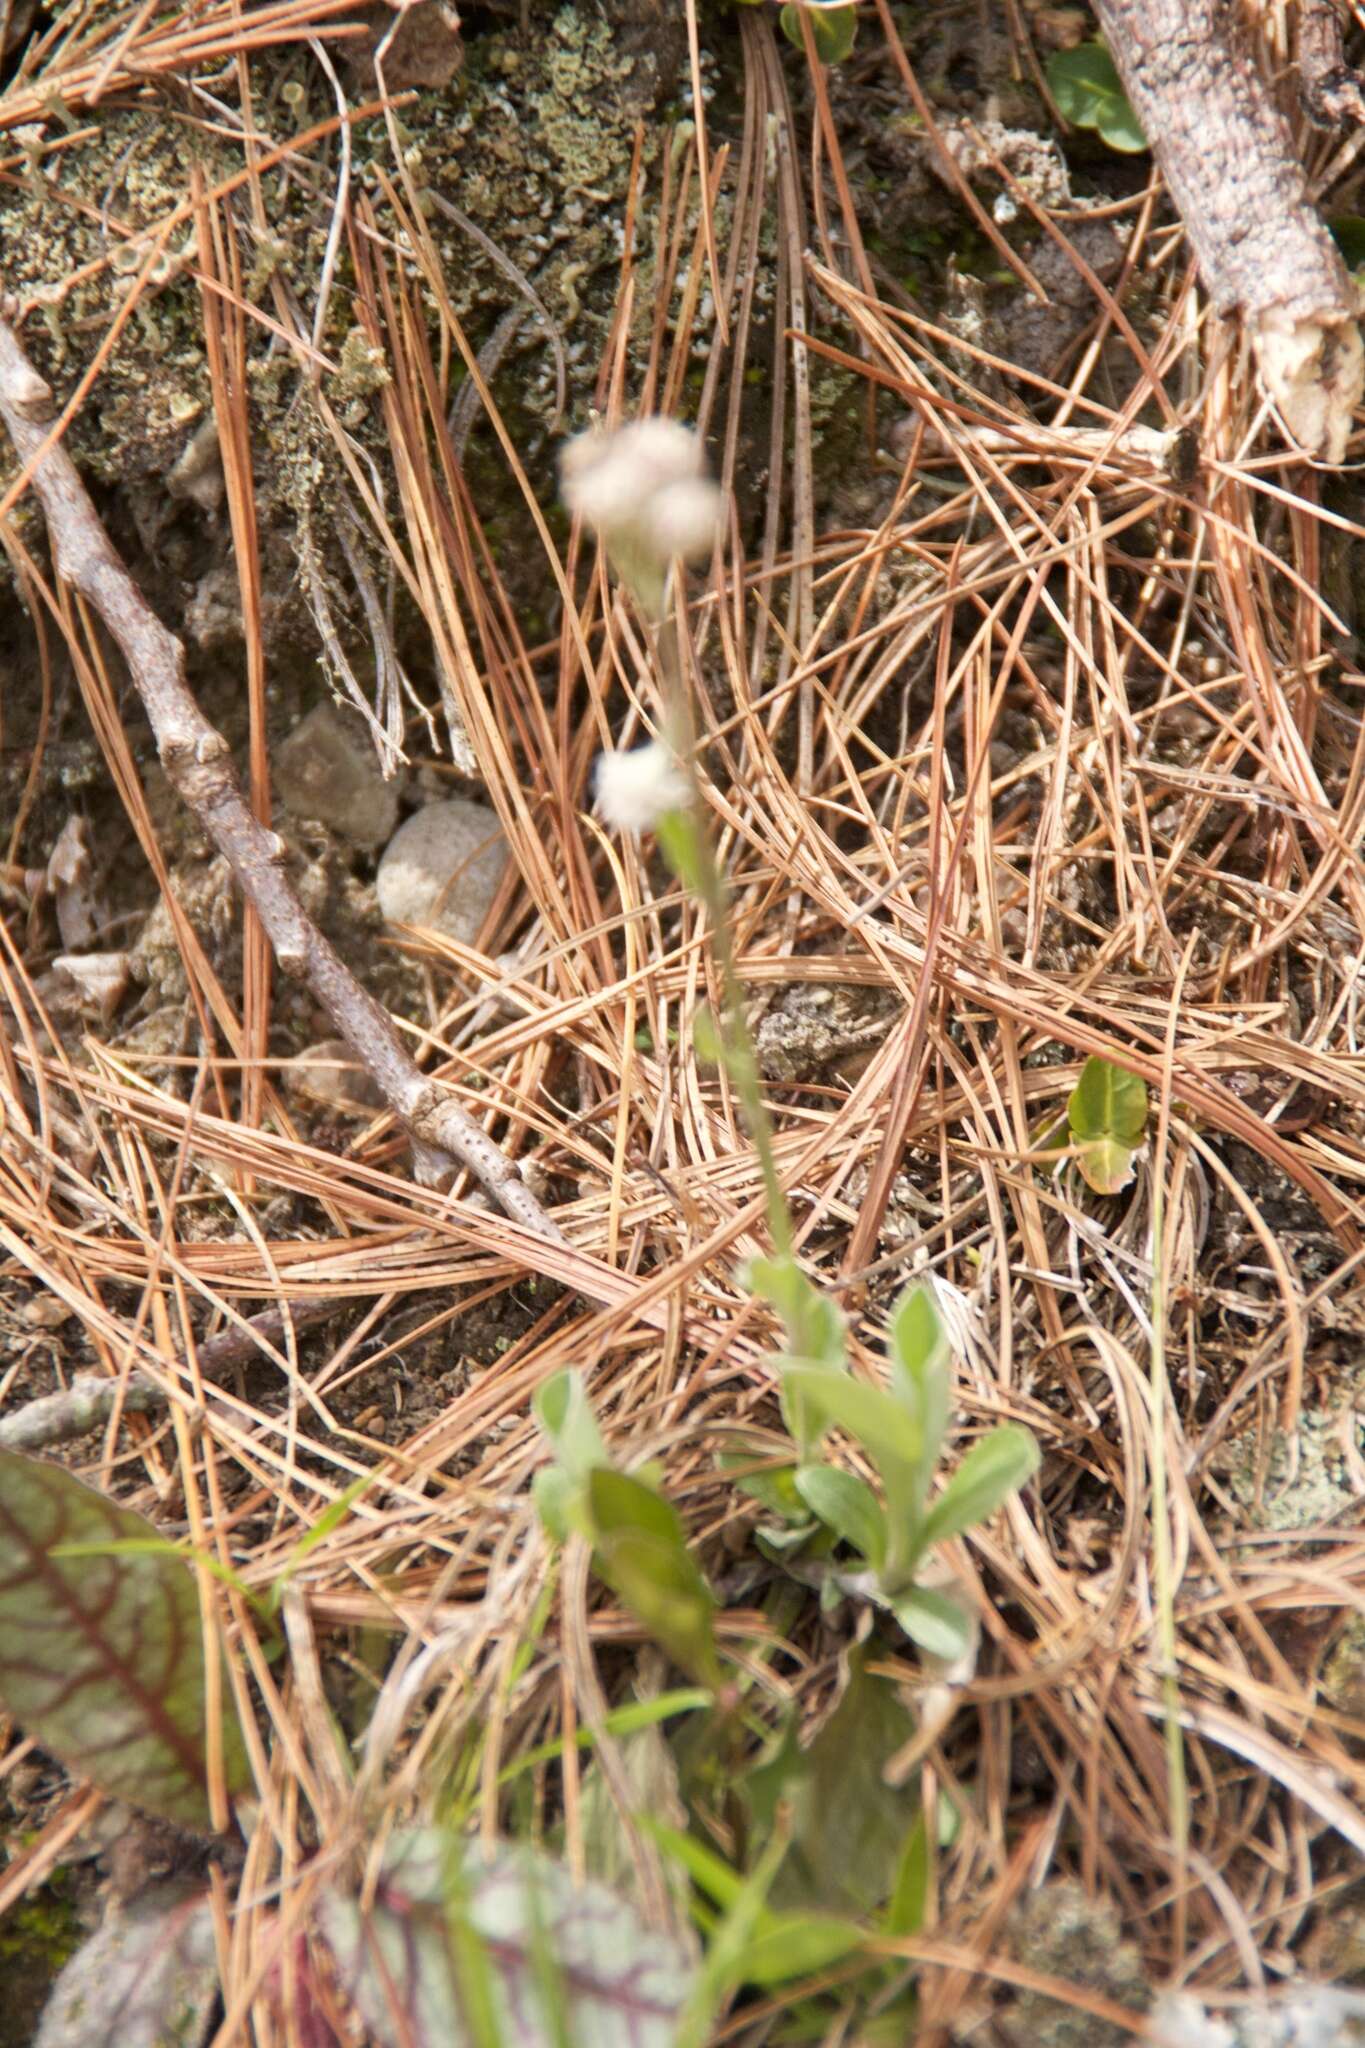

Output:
xmin=376 ymin=799 xmax=510 ymax=947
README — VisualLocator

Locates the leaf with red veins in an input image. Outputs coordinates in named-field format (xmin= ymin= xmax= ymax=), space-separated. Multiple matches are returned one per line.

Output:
xmin=0 ymin=1449 xmax=250 ymax=1830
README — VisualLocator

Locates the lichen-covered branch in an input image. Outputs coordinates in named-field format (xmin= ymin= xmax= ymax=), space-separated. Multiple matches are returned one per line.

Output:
xmin=1096 ymin=0 xmax=1363 ymax=459
xmin=0 ymin=311 xmax=564 ymax=1247
xmin=1298 ymin=0 xmax=1365 ymax=128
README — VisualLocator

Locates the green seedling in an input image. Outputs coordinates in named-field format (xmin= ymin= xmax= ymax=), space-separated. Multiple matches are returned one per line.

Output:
xmin=533 ymin=1370 xmax=723 ymax=1691
xmin=781 ymin=1285 xmax=1038 ymax=1660
xmin=1067 ymin=1052 xmax=1149 ymax=1195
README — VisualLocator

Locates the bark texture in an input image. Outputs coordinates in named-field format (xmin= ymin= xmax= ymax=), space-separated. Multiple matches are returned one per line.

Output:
xmin=1298 ymin=0 xmax=1365 ymax=127
xmin=1096 ymin=0 xmax=1363 ymax=459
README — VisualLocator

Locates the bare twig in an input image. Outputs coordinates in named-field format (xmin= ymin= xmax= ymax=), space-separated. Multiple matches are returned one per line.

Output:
xmin=0 ymin=1301 xmax=336 ymax=1451
xmin=0 ymin=311 xmax=564 ymax=1247
xmin=0 ymin=1372 xmax=166 ymax=1451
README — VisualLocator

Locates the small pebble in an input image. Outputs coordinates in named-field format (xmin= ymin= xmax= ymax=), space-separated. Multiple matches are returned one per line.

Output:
xmin=287 ymin=1039 xmax=385 ymax=1115
xmin=274 ymin=703 xmax=401 ymax=848
xmin=376 ymin=798 xmax=510 ymax=946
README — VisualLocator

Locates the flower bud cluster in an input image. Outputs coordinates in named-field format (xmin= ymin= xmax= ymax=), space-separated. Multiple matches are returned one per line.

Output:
xmin=593 ymin=739 xmax=689 ymax=835
xmin=560 ymin=417 xmax=721 ymax=608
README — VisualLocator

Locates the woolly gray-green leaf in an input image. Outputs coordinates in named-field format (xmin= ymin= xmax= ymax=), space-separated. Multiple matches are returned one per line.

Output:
xmin=319 ymin=1833 xmax=695 ymax=2048
xmin=36 ymin=1886 xmax=218 ymax=2048
xmin=918 ymin=1426 xmax=1040 ymax=1553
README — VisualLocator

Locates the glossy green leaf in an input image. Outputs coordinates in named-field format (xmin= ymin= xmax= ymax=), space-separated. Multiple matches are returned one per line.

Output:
xmin=780 ymin=1 xmax=858 ymax=64
xmin=588 ymin=1467 xmax=687 ymax=1548
xmin=0 ymin=1450 xmax=250 ymax=1830
xmin=732 ymin=1912 xmax=865 ymax=1986
xmin=794 ymin=1464 xmax=885 ymax=1570
xmin=594 ymin=1532 xmax=722 ymax=1691
xmin=319 ymin=1832 xmax=694 ymax=2048
xmin=889 ymin=1584 xmax=974 ymax=1663
xmin=1046 ymin=43 xmax=1146 ymax=153
xmin=1068 ymin=1053 xmax=1148 ymax=1145
xmin=1067 ymin=1054 xmax=1149 ymax=1194
xmin=918 ymin=1425 xmax=1039 ymax=1552
xmin=1075 ymin=1133 xmax=1139 ymax=1194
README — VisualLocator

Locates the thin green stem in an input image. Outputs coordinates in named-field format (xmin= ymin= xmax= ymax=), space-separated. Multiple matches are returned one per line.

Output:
xmin=655 ymin=580 xmax=794 ymax=1261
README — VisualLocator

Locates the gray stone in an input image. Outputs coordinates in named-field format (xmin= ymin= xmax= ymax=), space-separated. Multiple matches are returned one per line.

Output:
xmin=376 ymin=798 xmax=510 ymax=946
xmin=274 ymin=703 xmax=401 ymax=848
xmin=287 ymin=1039 xmax=385 ymax=1115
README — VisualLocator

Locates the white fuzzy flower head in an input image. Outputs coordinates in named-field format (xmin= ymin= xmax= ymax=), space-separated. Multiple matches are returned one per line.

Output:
xmin=561 ymin=417 xmax=722 ymax=608
xmin=594 ymin=741 xmax=689 ymax=835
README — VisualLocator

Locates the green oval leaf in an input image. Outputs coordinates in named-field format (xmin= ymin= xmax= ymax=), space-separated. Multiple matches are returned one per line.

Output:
xmin=889 ymin=1583 xmax=974 ymax=1661
xmin=794 ymin=1464 xmax=886 ymax=1570
xmin=1067 ymin=1054 xmax=1148 ymax=1195
xmin=1046 ymin=43 xmax=1146 ymax=154
xmin=887 ymin=1284 xmax=951 ymax=1485
xmin=781 ymin=1366 xmax=924 ymax=1483
xmin=533 ymin=1368 xmax=607 ymax=1483
xmin=780 ymin=1 xmax=858 ymax=64
xmin=744 ymin=1253 xmax=846 ymax=1369
xmin=918 ymin=1425 xmax=1040 ymax=1551
xmin=0 ymin=1450 xmax=250 ymax=1829
xmin=587 ymin=1470 xmax=722 ymax=1689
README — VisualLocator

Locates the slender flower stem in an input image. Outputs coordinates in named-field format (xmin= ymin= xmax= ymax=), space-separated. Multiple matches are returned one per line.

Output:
xmin=655 ymin=580 xmax=794 ymax=1262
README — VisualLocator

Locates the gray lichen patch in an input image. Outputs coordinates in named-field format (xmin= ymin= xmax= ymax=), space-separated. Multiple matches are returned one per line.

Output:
xmin=951 ymin=1880 xmax=1150 ymax=2047
xmin=1214 ymin=1371 xmax=1365 ymax=1533
xmin=0 ymin=3 xmax=683 ymax=590
xmin=0 ymin=109 xmax=234 ymax=486
xmin=756 ymin=980 xmax=898 ymax=1082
